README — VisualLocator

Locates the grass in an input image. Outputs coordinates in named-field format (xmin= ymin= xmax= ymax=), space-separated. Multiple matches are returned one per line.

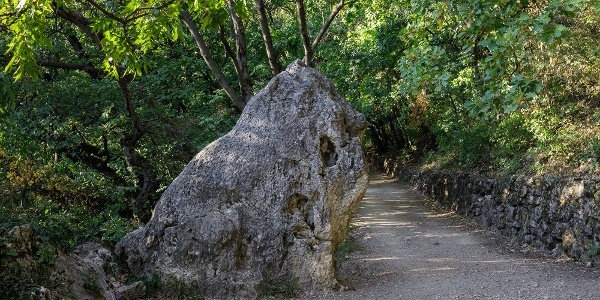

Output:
xmin=334 ymin=239 xmax=361 ymax=265
xmin=261 ymin=277 xmax=301 ymax=298
xmin=83 ymin=268 xmax=102 ymax=297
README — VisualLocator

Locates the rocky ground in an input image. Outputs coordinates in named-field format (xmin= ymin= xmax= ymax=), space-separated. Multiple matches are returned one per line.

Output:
xmin=301 ymin=175 xmax=600 ymax=300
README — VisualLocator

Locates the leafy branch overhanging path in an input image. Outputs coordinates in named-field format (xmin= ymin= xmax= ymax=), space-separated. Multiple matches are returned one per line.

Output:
xmin=306 ymin=175 xmax=600 ymax=300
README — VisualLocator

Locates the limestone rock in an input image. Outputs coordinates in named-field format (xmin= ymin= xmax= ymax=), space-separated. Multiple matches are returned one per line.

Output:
xmin=29 ymin=286 xmax=52 ymax=300
xmin=115 ymin=59 xmax=369 ymax=298
xmin=2 ymin=224 xmax=117 ymax=299
xmin=4 ymin=224 xmax=37 ymax=269
xmin=55 ymin=242 xmax=116 ymax=300
xmin=7 ymin=224 xmax=34 ymax=255
xmin=115 ymin=281 xmax=144 ymax=300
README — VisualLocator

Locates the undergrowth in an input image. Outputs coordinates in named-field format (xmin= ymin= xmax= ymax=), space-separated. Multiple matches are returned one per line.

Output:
xmin=334 ymin=224 xmax=361 ymax=267
xmin=0 ymin=198 xmax=137 ymax=299
xmin=261 ymin=276 xmax=301 ymax=298
xmin=422 ymin=103 xmax=600 ymax=178
xmin=334 ymin=239 xmax=361 ymax=266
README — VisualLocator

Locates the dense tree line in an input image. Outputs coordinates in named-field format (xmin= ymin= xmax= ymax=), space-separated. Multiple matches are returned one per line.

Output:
xmin=0 ymin=0 xmax=598 ymax=296
xmin=1 ymin=0 xmax=348 ymax=222
xmin=320 ymin=0 xmax=599 ymax=175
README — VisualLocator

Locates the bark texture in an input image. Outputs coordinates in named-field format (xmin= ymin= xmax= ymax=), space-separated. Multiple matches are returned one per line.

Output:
xmin=179 ymin=10 xmax=246 ymax=111
xmin=254 ymin=0 xmax=281 ymax=74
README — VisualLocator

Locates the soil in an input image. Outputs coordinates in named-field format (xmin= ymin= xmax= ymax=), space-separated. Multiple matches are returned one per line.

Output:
xmin=301 ymin=175 xmax=600 ymax=300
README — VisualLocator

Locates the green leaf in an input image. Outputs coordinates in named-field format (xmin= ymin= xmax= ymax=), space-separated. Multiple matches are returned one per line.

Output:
xmin=537 ymin=14 xmax=551 ymax=25
xmin=518 ymin=12 xmax=530 ymax=21
xmin=504 ymin=104 xmax=519 ymax=114
xmin=554 ymin=24 xmax=568 ymax=37
xmin=233 ymin=0 xmax=249 ymax=19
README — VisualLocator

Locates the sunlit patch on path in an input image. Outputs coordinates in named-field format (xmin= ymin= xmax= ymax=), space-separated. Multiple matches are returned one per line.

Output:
xmin=302 ymin=175 xmax=600 ymax=300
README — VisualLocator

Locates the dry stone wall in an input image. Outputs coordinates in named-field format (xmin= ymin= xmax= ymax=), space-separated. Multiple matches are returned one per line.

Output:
xmin=379 ymin=157 xmax=600 ymax=265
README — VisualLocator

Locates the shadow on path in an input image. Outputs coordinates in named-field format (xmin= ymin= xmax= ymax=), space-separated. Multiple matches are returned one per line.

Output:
xmin=304 ymin=175 xmax=600 ymax=300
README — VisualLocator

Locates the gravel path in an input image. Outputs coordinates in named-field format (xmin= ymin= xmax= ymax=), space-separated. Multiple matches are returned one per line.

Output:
xmin=303 ymin=175 xmax=600 ymax=300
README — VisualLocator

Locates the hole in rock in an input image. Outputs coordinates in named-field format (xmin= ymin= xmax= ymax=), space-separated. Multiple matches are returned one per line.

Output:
xmin=287 ymin=193 xmax=315 ymax=232
xmin=306 ymin=208 xmax=315 ymax=231
xmin=319 ymin=136 xmax=337 ymax=168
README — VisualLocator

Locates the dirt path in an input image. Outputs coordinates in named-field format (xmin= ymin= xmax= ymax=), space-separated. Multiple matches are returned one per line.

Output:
xmin=304 ymin=175 xmax=600 ymax=300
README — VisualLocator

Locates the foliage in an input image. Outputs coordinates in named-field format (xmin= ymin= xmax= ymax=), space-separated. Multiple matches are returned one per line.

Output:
xmin=0 ymin=220 xmax=68 ymax=299
xmin=0 ymin=0 xmax=599 ymax=295
xmin=586 ymin=242 xmax=600 ymax=257
xmin=320 ymin=1 xmax=420 ymax=153
xmin=140 ymin=275 xmax=163 ymax=298
xmin=1 ymin=203 xmax=133 ymax=299
xmin=0 ymin=72 xmax=15 ymax=116
xmin=0 ymin=270 xmax=41 ymax=300
xmin=398 ymin=0 xmax=585 ymax=118
xmin=333 ymin=224 xmax=360 ymax=266
xmin=83 ymin=268 xmax=103 ymax=297
xmin=320 ymin=0 xmax=599 ymax=176
xmin=525 ymin=104 xmax=600 ymax=174
xmin=0 ymin=13 xmax=238 ymax=225
xmin=334 ymin=239 xmax=361 ymax=265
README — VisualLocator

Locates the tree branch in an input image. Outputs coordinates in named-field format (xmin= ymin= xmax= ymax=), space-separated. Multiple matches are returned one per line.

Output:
xmin=254 ymin=0 xmax=281 ymax=74
xmin=226 ymin=0 xmax=253 ymax=102
xmin=123 ymin=0 xmax=178 ymax=23
xmin=82 ymin=0 xmax=127 ymax=25
xmin=179 ymin=10 xmax=246 ymax=111
xmin=54 ymin=7 xmax=103 ymax=49
xmin=117 ymin=73 xmax=158 ymax=222
xmin=295 ymin=0 xmax=313 ymax=66
xmin=311 ymin=0 xmax=345 ymax=52
xmin=218 ymin=25 xmax=243 ymax=81
xmin=118 ymin=74 xmax=144 ymax=139
xmin=38 ymin=60 xmax=107 ymax=78
xmin=0 ymin=9 xmax=24 ymax=28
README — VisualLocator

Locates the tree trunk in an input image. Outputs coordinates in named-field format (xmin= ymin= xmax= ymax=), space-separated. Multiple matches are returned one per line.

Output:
xmin=295 ymin=0 xmax=313 ymax=66
xmin=254 ymin=0 xmax=281 ymax=75
xmin=121 ymin=137 xmax=157 ymax=222
xmin=226 ymin=0 xmax=254 ymax=102
xmin=387 ymin=115 xmax=405 ymax=149
xmin=54 ymin=6 xmax=103 ymax=49
xmin=117 ymin=75 xmax=157 ymax=222
xmin=179 ymin=10 xmax=246 ymax=111
xmin=218 ymin=25 xmax=243 ymax=79
xmin=370 ymin=127 xmax=387 ymax=153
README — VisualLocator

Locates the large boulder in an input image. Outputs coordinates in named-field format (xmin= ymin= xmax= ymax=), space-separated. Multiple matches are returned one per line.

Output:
xmin=115 ymin=59 xmax=369 ymax=298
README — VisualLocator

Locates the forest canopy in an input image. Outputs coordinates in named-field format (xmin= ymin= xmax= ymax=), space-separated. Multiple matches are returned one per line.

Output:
xmin=0 ymin=0 xmax=599 ymax=296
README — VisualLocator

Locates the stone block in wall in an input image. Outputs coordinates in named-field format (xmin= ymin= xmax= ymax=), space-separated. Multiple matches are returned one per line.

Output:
xmin=377 ymin=155 xmax=600 ymax=264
